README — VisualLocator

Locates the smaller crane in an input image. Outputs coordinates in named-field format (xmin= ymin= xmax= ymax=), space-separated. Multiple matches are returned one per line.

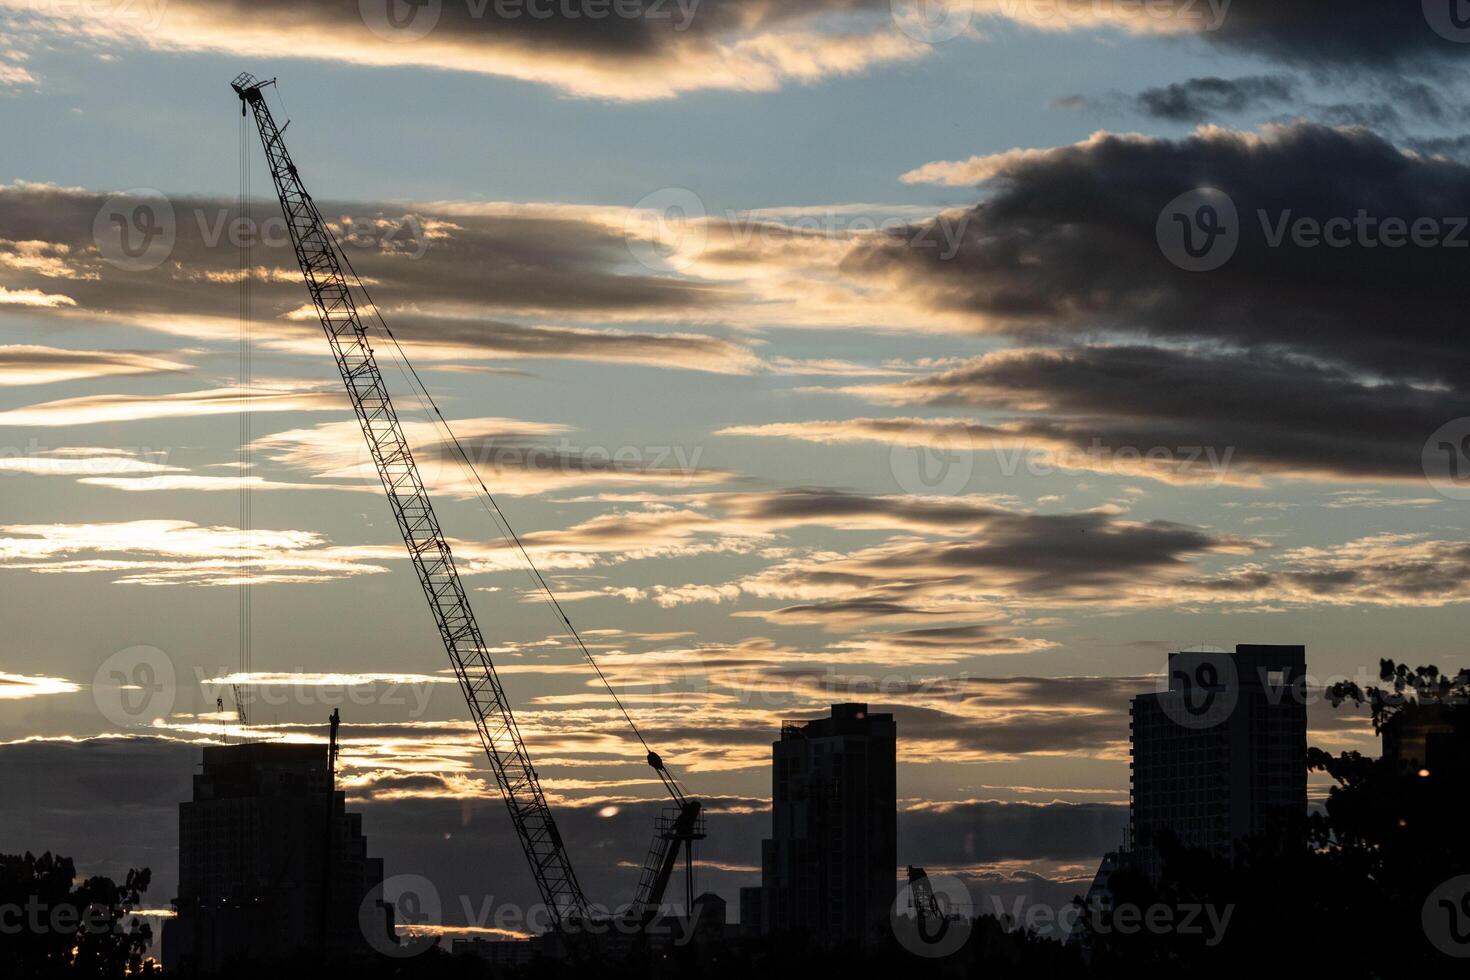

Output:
xmin=629 ymin=752 xmax=705 ymax=920
xmin=906 ymin=866 xmax=952 ymax=944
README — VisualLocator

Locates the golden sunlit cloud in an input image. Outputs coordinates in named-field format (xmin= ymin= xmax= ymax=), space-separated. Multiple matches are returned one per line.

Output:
xmin=7 ymin=1 xmax=930 ymax=100
xmin=0 ymin=672 xmax=81 ymax=700
xmin=200 ymin=671 xmax=457 ymax=687
xmin=0 ymin=519 xmax=393 ymax=586
xmin=78 ymin=474 xmax=373 ymax=493
xmin=255 ymin=416 xmax=730 ymax=498
xmin=0 ymin=345 xmax=189 ymax=386
xmin=0 ymin=452 xmax=181 ymax=477
xmin=0 ymin=286 xmax=76 ymax=308
xmin=0 ymin=383 xmax=344 ymax=427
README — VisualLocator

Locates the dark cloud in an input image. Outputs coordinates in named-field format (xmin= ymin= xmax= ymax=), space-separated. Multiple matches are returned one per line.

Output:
xmin=902 ymin=798 xmax=1125 ymax=863
xmin=741 ymin=512 xmax=1245 ymax=622
xmin=1134 ymin=75 xmax=1297 ymax=122
xmin=388 ymin=316 xmax=759 ymax=373
xmin=181 ymin=0 xmax=881 ymax=59
xmin=1404 ymin=133 xmax=1470 ymax=162
xmin=716 ymin=487 xmax=1008 ymax=529
xmin=875 ymin=123 xmax=1470 ymax=388
xmin=1180 ymin=536 xmax=1470 ymax=607
xmin=1199 ymin=1 xmax=1470 ymax=69
xmin=0 ymin=184 xmax=746 ymax=369
xmin=0 ymin=737 xmax=195 ymax=907
xmin=836 ymin=623 xmax=1057 ymax=657
xmin=858 ymin=344 xmax=1461 ymax=482
xmin=21 ymin=0 xmax=918 ymax=100
xmin=0 ymin=735 xmax=1126 ymax=943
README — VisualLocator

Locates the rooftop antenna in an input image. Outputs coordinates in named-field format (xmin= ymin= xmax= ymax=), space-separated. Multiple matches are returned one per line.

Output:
xmin=328 ymin=707 xmax=341 ymax=785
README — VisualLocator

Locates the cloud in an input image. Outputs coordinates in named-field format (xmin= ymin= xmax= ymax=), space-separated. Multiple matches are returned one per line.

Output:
xmin=1191 ymin=1 xmax=1470 ymax=68
xmin=0 ymin=519 xmax=392 ymax=586
xmin=721 ymin=415 xmax=1242 ymax=486
xmin=379 ymin=317 xmax=763 ymax=374
xmin=993 ymin=1 xmax=1470 ymax=71
xmin=711 ymin=487 xmax=1020 ymax=532
xmin=0 ymin=449 xmax=181 ymax=478
xmin=827 ymin=344 xmax=1462 ymax=485
xmin=1055 ymin=75 xmax=1466 ymax=133
xmin=0 ymin=447 xmax=369 ymax=495
xmin=0 ymin=734 xmax=1132 ymax=945
xmin=1131 ymin=74 xmax=1298 ymax=122
xmin=76 ymin=475 xmax=373 ymax=493
xmin=0 ymin=286 xmax=76 ymax=307
xmin=255 ymin=415 xmax=726 ymax=498
xmin=831 ymin=624 xmax=1057 ymax=659
xmin=879 ymin=123 xmax=1470 ymax=391
xmin=0 ymin=183 xmax=978 ymax=350
xmin=9 ymin=0 xmax=928 ymax=101
xmin=0 ymin=673 xmax=81 ymax=699
xmin=0 ymin=184 xmax=787 ymax=369
xmin=729 ymin=511 xmax=1251 ymax=622
xmin=1178 ymin=533 xmax=1470 ymax=608
xmin=0 ymin=383 xmax=344 ymax=427
xmin=0 ymin=345 xmax=188 ymax=386
xmin=0 ymin=183 xmax=715 ymax=321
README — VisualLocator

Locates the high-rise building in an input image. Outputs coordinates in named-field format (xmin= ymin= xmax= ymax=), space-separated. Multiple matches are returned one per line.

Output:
xmin=163 ymin=714 xmax=393 ymax=972
xmin=740 ymin=703 xmax=896 ymax=944
xmin=1128 ymin=644 xmax=1307 ymax=880
xmin=1382 ymin=701 xmax=1470 ymax=781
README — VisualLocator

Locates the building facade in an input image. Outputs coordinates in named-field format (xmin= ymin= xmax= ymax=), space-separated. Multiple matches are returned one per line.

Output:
xmin=740 ymin=703 xmax=896 ymax=944
xmin=1129 ymin=644 xmax=1307 ymax=880
xmin=163 ymin=725 xmax=392 ymax=972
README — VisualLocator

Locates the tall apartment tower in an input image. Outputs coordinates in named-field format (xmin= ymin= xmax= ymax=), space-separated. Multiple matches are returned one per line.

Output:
xmin=1129 ymin=644 xmax=1307 ymax=879
xmin=163 ymin=716 xmax=393 ymax=972
xmin=740 ymin=703 xmax=897 ymax=944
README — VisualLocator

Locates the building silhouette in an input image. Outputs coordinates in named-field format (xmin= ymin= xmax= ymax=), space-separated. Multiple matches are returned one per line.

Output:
xmin=1382 ymin=700 xmax=1470 ymax=781
xmin=162 ymin=713 xmax=392 ymax=972
xmin=740 ymin=703 xmax=896 ymax=943
xmin=1128 ymin=644 xmax=1307 ymax=879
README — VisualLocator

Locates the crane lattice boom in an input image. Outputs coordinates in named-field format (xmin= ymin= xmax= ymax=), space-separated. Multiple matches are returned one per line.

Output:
xmin=232 ymin=72 xmax=588 ymax=929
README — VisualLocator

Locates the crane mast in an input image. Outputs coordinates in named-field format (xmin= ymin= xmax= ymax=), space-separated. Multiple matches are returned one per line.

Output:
xmin=232 ymin=73 xmax=589 ymax=930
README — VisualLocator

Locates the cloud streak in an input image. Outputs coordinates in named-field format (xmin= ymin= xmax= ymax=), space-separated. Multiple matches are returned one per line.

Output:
xmin=0 ymin=345 xmax=188 ymax=386
xmin=0 ymin=384 xmax=344 ymax=427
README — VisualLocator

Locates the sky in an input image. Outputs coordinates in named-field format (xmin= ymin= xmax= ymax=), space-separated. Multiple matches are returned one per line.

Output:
xmin=3 ymin=0 xmax=1470 ymax=939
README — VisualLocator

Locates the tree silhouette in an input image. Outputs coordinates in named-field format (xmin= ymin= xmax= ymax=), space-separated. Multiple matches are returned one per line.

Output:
xmin=1081 ymin=660 xmax=1469 ymax=978
xmin=0 ymin=851 xmax=158 ymax=978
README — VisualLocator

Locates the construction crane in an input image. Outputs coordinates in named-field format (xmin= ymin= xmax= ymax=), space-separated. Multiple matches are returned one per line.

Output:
xmin=629 ymin=752 xmax=705 ymax=920
xmin=231 ymin=73 xmax=700 ymax=935
xmin=905 ymin=866 xmax=952 ymax=944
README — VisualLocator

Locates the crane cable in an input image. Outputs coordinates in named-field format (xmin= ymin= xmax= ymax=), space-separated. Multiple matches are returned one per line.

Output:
xmin=313 ymin=203 xmax=673 ymax=779
xmin=236 ymin=103 xmax=253 ymax=733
